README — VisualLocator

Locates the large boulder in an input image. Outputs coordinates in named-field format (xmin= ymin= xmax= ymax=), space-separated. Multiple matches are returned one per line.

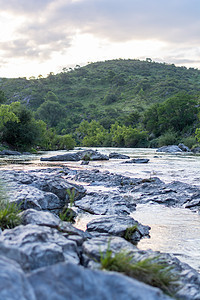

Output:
xmin=178 ymin=143 xmax=191 ymax=152
xmin=0 ymin=256 xmax=36 ymax=300
xmin=40 ymin=149 xmax=109 ymax=162
xmin=75 ymin=192 xmax=136 ymax=215
xmin=0 ymin=170 xmax=86 ymax=212
xmin=0 ymin=149 xmax=21 ymax=155
xmin=0 ymin=224 xmax=80 ymax=270
xmin=82 ymin=236 xmax=200 ymax=300
xmin=41 ymin=153 xmax=80 ymax=161
xmin=27 ymin=262 xmax=172 ymax=300
xmin=86 ymin=215 xmax=150 ymax=243
xmin=156 ymin=145 xmax=182 ymax=153
xmin=78 ymin=149 xmax=109 ymax=161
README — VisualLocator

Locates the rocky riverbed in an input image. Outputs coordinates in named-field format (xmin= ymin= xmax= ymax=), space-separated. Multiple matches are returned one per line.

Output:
xmin=0 ymin=151 xmax=200 ymax=300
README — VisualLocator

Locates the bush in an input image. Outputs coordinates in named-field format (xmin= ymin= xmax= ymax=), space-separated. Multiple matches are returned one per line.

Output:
xmin=100 ymin=246 xmax=179 ymax=297
xmin=0 ymin=181 xmax=21 ymax=230
xmin=157 ymin=131 xmax=177 ymax=147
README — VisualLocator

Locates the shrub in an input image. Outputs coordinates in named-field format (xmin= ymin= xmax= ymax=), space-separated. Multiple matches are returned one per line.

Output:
xmin=100 ymin=246 xmax=179 ymax=296
xmin=157 ymin=131 xmax=177 ymax=147
xmin=0 ymin=181 xmax=21 ymax=230
xmin=59 ymin=188 xmax=76 ymax=223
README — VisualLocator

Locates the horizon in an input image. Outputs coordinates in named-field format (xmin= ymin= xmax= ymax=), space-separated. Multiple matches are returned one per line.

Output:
xmin=0 ymin=0 xmax=200 ymax=78
xmin=1 ymin=57 xmax=200 ymax=80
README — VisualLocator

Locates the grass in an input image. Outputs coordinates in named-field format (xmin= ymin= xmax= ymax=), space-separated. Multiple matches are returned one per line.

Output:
xmin=0 ymin=181 xmax=22 ymax=230
xmin=59 ymin=188 xmax=76 ymax=222
xmin=100 ymin=244 xmax=179 ymax=297
xmin=124 ymin=225 xmax=138 ymax=241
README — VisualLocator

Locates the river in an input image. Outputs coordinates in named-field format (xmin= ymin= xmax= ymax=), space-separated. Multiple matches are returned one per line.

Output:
xmin=0 ymin=147 xmax=200 ymax=272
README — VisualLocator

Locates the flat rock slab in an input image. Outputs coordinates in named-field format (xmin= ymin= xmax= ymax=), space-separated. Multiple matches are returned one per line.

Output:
xmin=0 ymin=169 xmax=86 ymax=212
xmin=122 ymin=158 xmax=149 ymax=164
xmin=0 ymin=224 xmax=80 ymax=270
xmin=121 ymin=179 xmax=200 ymax=212
xmin=75 ymin=192 xmax=136 ymax=215
xmin=86 ymin=215 xmax=150 ymax=243
xmin=109 ymin=152 xmax=130 ymax=159
xmin=40 ymin=149 xmax=109 ymax=161
xmin=0 ymin=256 xmax=36 ymax=300
xmin=27 ymin=262 xmax=172 ymax=300
xmin=74 ymin=169 xmax=141 ymax=187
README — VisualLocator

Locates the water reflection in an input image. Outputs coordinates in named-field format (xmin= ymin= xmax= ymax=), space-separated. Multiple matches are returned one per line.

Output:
xmin=132 ymin=204 xmax=200 ymax=272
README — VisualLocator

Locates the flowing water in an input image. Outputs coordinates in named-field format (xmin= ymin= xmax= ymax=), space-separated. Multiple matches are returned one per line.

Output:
xmin=0 ymin=147 xmax=200 ymax=271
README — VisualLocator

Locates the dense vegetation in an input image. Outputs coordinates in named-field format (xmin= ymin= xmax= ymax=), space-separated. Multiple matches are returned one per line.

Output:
xmin=1 ymin=59 xmax=200 ymax=150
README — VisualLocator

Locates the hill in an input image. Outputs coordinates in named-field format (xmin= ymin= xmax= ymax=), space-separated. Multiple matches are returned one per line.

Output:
xmin=0 ymin=59 xmax=200 ymax=143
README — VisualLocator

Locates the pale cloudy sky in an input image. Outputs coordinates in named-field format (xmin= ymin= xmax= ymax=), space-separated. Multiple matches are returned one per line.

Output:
xmin=0 ymin=0 xmax=200 ymax=78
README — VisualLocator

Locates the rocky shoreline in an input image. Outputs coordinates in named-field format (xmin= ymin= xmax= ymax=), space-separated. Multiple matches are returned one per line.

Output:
xmin=0 ymin=154 xmax=200 ymax=299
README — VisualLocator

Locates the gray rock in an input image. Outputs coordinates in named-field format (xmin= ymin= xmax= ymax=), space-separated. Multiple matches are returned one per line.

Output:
xmin=83 ymin=236 xmax=200 ymax=300
xmin=0 ymin=149 xmax=21 ymax=155
xmin=28 ymin=262 xmax=172 ymax=300
xmin=78 ymin=149 xmax=109 ymax=161
xmin=178 ymin=143 xmax=191 ymax=152
xmin=120 ymin=178 xmax=200 ymax=212
xmin=156 ymin=145 xmax=182 ymax=153
xmin=86 ymin=215 xmax=150 ymax=243
xmin=21 ymin=209 xmax=61 ymax=226
xmin=0 ymin=224 xmax=80 ymax=270
xmin=0 ymin=170 xmax=86 ymax=212
xmin=41 ymin=152 xmax=80 ymax=161
xmin=122 ymin=158 xmax=149 ymax=164
xmin=0 ymin=256 xmax=36 ymax=300
xmin=192 ymin=146 xmax=200 ymax=153
xmin=75 ymin=192 xmax=136 ymax=215
xmin=82 ymin=236 xmax=137 ymax=265
xmin=74 ymin=169 xmax=141 ymax=187
xmin=109 ymin=152 xmax=130 ymax=159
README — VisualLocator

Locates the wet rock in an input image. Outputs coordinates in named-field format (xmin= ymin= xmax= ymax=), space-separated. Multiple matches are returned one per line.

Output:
xmin=0 ymin=256 xmax=36 ymax=300
xmin=81 ymin=160 xmax=89 ymax=165
xmin=191 ymin=146 xmax=200 ymax=153
xmin=109 ymin=152 xmax=130 ymax=159
xmin=178 ymin=143 xmax=191 ymax=152
xmin=40 ymin=149 xmax=109 ymax=162
xmin=78 ymin=149 xmax=109 ymax=161
xmin=27 ymin=262 xmax=172 ymax=300
xmin=83 ymin=236 xmax=200 ymax=300
xmin=0 ymin=224 xmax=80 ymax=270
xmin=0 ymin=170 xmax=86 ymax=212
xmin=122 ymin=158 xmax=149 ymax=164
xmin=156 ymin=145 xmax=182 ymax=153
xmin=74 ymin=169 xmax=141 ymax=187
xmin=75 ymin=192 xmax=136 ymax=215
xmin=121 ymin=178 xmax=200 ymax=212
xmin=41 ymin=152 xmax=80 ymax=161
xmin=0 ymin=149 xmax=21 ymax=155
xmin=86 ymin=215 xmax=150 ymax=243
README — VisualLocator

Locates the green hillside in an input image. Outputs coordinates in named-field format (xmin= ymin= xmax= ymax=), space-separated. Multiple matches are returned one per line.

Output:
xmin=0 ymin=59 xmax=200 ymax=149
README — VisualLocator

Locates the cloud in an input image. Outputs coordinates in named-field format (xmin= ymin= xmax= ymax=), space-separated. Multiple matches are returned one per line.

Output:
xmin=0 ymin=0 xmax=200 ymax=65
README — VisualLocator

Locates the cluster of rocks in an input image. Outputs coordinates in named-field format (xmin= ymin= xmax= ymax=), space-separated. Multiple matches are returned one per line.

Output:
xmin=156 ymin=143 xmax=193 ymax=153
xmin=0 ymin=165 xmax=200 ymax=299
xmin=40 ymin=149 xmax=150 ymax=164
xmin=0 ymin=149 xmax=31 ymax=155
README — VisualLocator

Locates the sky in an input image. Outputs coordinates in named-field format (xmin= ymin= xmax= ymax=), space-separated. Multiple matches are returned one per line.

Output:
xmin=0 ymin=0 xmax=200 ymax=78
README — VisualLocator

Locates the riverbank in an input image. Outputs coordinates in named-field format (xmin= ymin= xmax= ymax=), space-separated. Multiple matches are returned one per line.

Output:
xmin=0 ymin=149 xmax=200 ymax=299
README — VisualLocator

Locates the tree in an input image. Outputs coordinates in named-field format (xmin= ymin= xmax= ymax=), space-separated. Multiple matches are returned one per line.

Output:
xmin=36 ymin=100 xmax=65 ymax=127
xmin=1 ymin=104 xmax=46 ymax=150
xmin=0 ymin=103 xmax=19 ymax=130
